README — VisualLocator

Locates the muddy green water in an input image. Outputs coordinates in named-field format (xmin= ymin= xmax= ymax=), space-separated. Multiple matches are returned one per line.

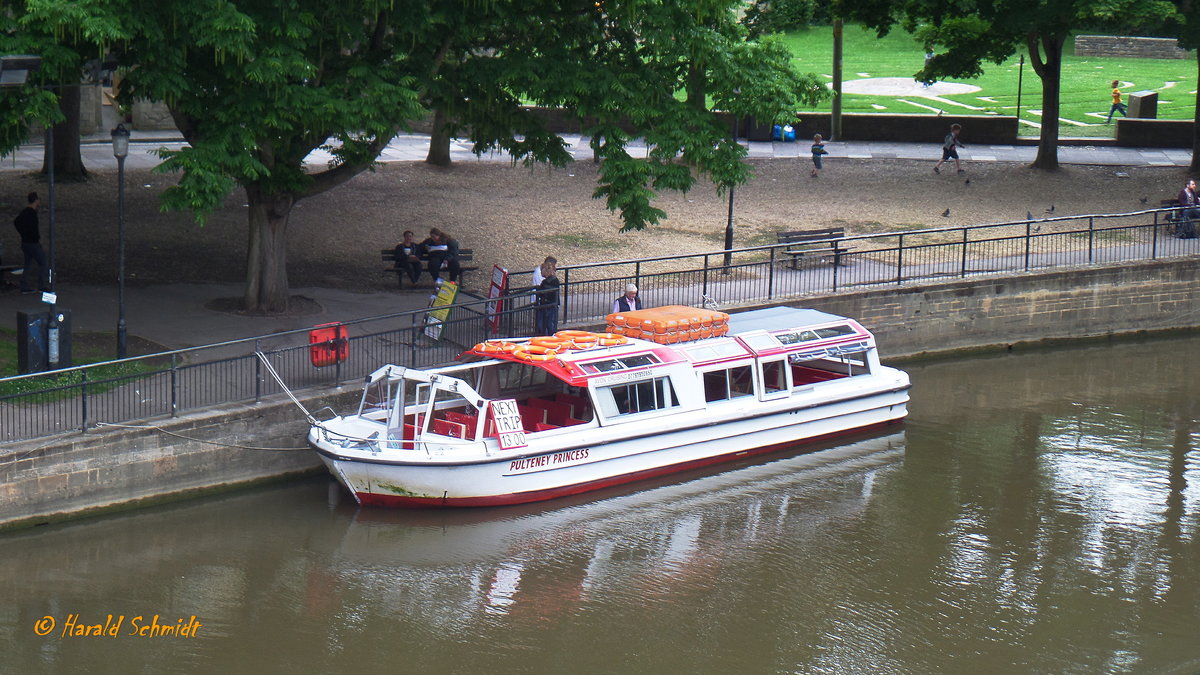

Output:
xmin=2 ymin=335 xmax=1199 ymax=674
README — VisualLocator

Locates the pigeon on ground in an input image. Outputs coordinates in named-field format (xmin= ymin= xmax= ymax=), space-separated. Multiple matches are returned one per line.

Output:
xmin=1139 ymin=196 xmax=1148 ymax=204
xmin=942 ymin=208 xmax=951 ymax=217
xmin=1045 ymin=205 xmax=1055 ymax=214
xmin=964 ymin=178 xmax=970 ymax=185
xmin=1027 ymin=211 xmax=1034 ymax=221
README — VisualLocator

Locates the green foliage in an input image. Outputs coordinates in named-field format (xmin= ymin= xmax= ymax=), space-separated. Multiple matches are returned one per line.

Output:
xmin=0 ymin=1 xmax=126 ymax=156
xmin=6 ymin=0 xmax=826 ymax=309
xmin=744 ymin=0 xmax=821 ymax=37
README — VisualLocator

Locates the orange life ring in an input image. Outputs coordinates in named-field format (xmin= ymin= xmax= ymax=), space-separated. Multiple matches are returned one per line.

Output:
xmin=513 ymin=349 xmax=557 ymax=362
xmin=521 ymin=344 xmax=558 ymax=356
xmin=476 ymin=341 xmax=519 ymax=354
xmin=567 ymin=334 xmax=600 ymax=348
xmin=529 ymin=336 xmax=570 ymax=350
xmin=593 ymin=333 xmax=628 ymax=346
xmin=555 ymin=330 xmax=593 ymax=340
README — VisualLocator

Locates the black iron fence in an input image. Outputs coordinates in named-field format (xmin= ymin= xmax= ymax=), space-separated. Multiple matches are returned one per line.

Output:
xmin=1 ymin=207 xmax=1193 ymax=443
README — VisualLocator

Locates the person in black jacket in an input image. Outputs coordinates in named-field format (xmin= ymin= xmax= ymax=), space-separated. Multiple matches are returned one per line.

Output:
xmin=12 ymin=192 xmax=48 ymax=293
xmin=611 ymin=283 xmax=642 ymax=313
xmin=420 ymin=227 xmax=462 ymax=284
xmin=535 ymin=259 xmax=560 ymax=335
xmin=392 ymin=230 xmax=423 ymax=285
xmin=1177 ymin=179 xmax=1199 ymax=239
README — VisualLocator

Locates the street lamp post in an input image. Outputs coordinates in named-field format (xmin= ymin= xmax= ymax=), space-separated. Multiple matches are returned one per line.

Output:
xmin=111 ymin=123 xmax=129 ymax=358
xmin=722 ymin=107 xmax=739 ymax=272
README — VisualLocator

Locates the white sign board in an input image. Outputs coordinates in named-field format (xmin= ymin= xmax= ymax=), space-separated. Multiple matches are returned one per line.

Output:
xmin=489 ymin=399 xmax=527 ymax=449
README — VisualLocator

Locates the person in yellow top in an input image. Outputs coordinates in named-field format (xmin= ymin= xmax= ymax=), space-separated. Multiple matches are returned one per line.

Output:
xmin=1107 ymin=80 xmax=1127 ymax=123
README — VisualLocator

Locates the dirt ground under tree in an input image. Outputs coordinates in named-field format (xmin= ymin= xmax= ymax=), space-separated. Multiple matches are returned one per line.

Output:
xmin=0 ymin=157 xmax=1188 ymax=298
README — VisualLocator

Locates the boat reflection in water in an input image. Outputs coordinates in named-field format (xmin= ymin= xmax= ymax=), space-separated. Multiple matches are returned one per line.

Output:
xmin=327 ymin=430 xmax=906 ymax=621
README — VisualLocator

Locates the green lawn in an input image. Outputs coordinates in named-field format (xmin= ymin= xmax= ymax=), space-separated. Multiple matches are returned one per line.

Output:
xmin=780 ymin=25 xmax=1196 ymax=138
xmin=0 ymin=327 xmax=164 ymax=397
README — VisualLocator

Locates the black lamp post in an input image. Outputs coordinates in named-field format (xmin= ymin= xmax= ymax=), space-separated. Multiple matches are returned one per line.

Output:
xmin=722 ymin=101 xmax=740 ymax=272
xmin=111 ymin=123 xmax=129 ymax=358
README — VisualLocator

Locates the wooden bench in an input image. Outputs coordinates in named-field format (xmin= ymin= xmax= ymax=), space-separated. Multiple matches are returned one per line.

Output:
xmin=382 ymin=247 xmax=478 ymax=288
xmin=777 ymin=228 xmax=852 ymax=268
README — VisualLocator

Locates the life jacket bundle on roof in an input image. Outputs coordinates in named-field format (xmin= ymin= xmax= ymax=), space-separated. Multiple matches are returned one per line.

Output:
xmin=605 ymin=305 xmax=729 ymax=344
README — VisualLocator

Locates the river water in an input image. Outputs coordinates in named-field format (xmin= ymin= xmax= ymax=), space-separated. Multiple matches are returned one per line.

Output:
xmin=3 ymin=335 xmax=1199 ymax=673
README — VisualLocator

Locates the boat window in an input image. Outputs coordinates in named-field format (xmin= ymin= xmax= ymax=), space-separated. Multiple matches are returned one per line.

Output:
xmin=761 ymin=360 xmax=788 ymax=395
xmin=596 ymin=377 xmax=678 ymax=417
xmin=581 ymin=353 xmax=661 ymax=374
xmin=775 ymin=324 xmax=857 ymax=345
xmin=683 ymin=340 xmax=750 ymax=363
xmin=495 ymin=362 xmax=549 ymax=393
xmin=359 ymin=379 xmax=393 ymax=416
xmin=433 ymin=386 xmax=471 ymax=410
xmin=789 ymin=350 xmax=869 ymax=386
xmin=702 ymin=366 xmax=754 ymax=402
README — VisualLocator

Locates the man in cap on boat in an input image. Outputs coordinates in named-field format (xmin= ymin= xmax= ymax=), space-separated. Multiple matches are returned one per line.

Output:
xmin=612 ymin=283 xmax=643 ymax=313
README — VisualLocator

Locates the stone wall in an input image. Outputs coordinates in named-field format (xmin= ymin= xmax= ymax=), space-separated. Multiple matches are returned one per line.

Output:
xmin=1074 ymin=35 xmax=1188 ymax=59
xmin=0 ymin=389 xmax=356 ymax=531
xmin=1116 ymin=118 xmax=1193 ymax=148
xmin=795 ymin=258 xmax=1200 ymax=359
xmin=4 ymin=258 xmax=1199 ymax=529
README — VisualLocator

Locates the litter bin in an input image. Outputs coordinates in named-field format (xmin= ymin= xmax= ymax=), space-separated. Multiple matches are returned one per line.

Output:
xmin=16 ymin=309 xmax=72 ymax=373
xmin=1128 ymin=90 xmax=1158 ymax=119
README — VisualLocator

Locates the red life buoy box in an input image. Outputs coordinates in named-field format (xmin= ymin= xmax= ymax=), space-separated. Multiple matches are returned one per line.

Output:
xmin=309 ymin=323 xmax=348 ymax=367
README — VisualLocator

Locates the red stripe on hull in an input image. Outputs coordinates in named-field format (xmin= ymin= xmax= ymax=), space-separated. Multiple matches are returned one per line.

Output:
xmin=353 ymin=419 xmax=902 ymax=509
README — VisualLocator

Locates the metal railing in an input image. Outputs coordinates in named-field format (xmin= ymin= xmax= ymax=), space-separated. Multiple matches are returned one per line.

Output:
xmin=1 ymin=207 xmax=1192 ymax=443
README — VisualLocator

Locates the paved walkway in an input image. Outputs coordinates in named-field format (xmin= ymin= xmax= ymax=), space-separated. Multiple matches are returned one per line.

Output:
xmin=1 ymin=128 xmax=1193 ymax=174
xmin=0 ymin=123 xmax=1193 ymax=355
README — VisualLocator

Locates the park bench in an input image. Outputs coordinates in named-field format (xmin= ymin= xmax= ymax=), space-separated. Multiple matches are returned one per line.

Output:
xmin=382 ymin=246 xmax=477 ymax=288
xmin=1160 ymin=199 xmax=1197 ymax=238
xmin=777 ymin=227 xmax=852 ymax=268
xmin=0 ymin=264 xmax=23 ymax=288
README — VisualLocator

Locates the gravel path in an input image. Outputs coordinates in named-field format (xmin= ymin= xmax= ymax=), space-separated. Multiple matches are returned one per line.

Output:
xmin=0 ymin=157 xmax=1185 ymax=294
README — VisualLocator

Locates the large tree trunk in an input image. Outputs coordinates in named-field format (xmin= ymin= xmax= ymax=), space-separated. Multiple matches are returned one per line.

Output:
xmin=426 ymin=107 xmax=452 ymax=166
xmin=41 ymin=86 xmax=87 ymax=181
xmin=243 ymin=186 xmax=295 ymax=314
xmin=1028 ymin=32 xmax=1064 ymax=171
xmin=1191 ymin=51 xmax=1200 ymax=173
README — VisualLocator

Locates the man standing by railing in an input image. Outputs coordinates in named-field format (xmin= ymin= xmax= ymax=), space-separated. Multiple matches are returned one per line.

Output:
xmin=1177 ymin=180 xmax=1198 ymax=239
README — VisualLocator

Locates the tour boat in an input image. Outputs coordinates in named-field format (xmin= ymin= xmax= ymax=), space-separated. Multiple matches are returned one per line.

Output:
xmin=306 ymin=305 xmax=911 ymax=508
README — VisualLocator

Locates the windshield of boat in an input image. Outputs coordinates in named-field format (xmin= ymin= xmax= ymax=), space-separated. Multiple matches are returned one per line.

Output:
xmin=359 ymin=378 xmax=395 ymax=419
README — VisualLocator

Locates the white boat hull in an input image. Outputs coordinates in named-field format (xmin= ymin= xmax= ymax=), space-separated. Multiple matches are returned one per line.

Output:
xmin=311 ymin=383 xmax=908 ymax=508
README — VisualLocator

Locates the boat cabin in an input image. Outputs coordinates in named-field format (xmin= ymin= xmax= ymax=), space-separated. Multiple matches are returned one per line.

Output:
xmin=350 ymin=307 xmax=884 ymax=452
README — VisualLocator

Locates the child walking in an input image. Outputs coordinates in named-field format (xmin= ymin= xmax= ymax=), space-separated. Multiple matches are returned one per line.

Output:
xmin=810 ymin=134 xmax=828 ymax=177
xmin=933 ymin=123 xmax=964 ymax=174
xmin=1106 ymin=80 xmax=1127 ymax=123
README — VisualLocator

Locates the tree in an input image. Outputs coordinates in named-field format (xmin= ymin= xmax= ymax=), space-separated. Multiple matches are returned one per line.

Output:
xmin=0 ymin=2 xmax=124 ymax=180
xmin=95 ymin=0 xmax=819 ymax=313
xmin=834 ymin=0 xmax=1174 ymax=170
xmin=1169 ymin=0 xmax=1200 ymax=171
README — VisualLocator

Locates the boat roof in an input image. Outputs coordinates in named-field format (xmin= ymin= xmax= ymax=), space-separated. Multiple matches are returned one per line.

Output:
xmin=726 ymin=306 xmax=848 ymax=334
xmin=450 ymin=306 xmax=873 ymax=388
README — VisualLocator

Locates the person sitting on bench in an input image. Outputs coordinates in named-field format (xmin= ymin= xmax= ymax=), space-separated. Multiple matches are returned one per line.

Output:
xmin=1177 ymin=179 xmax=1199 ymax=239
xmin=392 ymin=230 xmax=423 ymax=284
xmin=420 ymin=227 xmax=462 ymax=283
